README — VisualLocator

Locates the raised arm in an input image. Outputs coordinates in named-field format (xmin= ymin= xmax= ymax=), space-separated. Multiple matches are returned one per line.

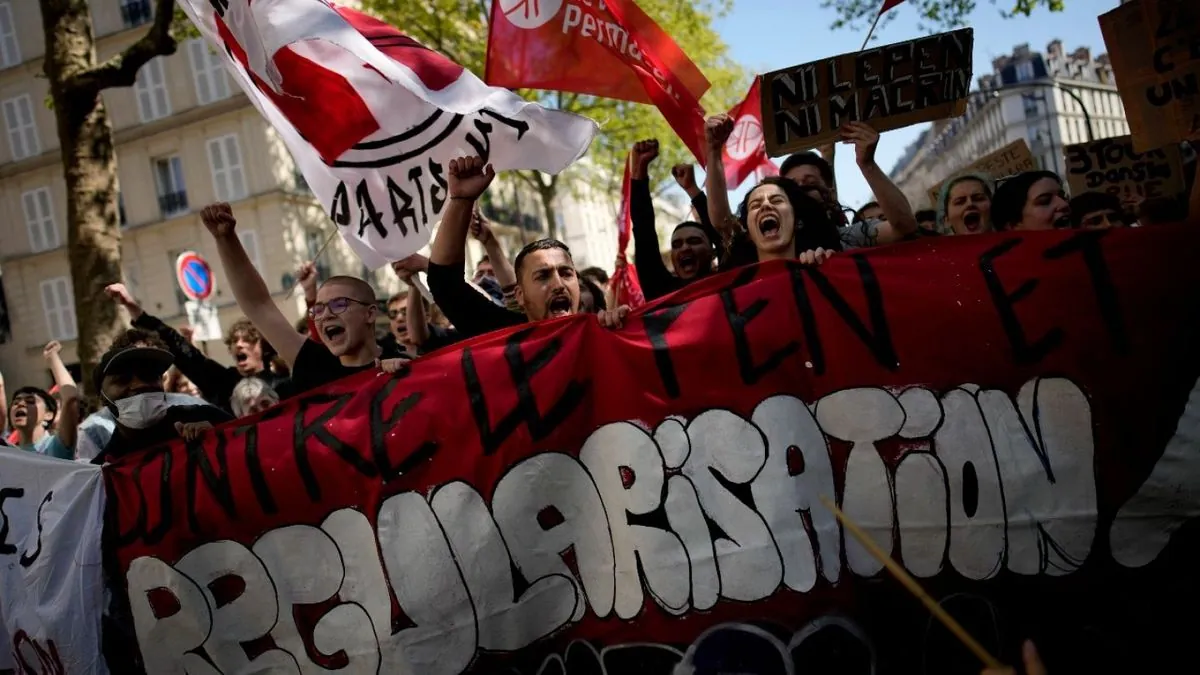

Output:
xmin=629 ymin=140 xmax=674 ymax=299
xmin=842 ymin=122 xmax=918 ymax=244
xmin=430 ymin=157 xmax=494 ymax=267
xmin=391 ymin=256 xmax=431 ymax=346
xmin=703 ymin=115 xmax=738 ymax=240
xmin=42 ymin=341 xmax=78 ymax=453
xmin=201 ymin=203 xmax=306 ymax=367
xmin=471 ymin=210 xmax=516 ymax=290
xmin=673 ymin=163 xmax=717 ymax=234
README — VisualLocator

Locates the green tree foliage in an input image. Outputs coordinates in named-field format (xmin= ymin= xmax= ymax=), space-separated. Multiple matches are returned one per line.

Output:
xmin=822 ymin=0 xmax=1066 ymax=34
xmin=361 ymin=0 xmax=749 ymax=239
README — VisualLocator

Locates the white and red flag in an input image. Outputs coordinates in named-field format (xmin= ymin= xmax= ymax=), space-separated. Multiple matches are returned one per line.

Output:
xmin=177 ymin=0 xmax=597 ymax=268
xmin=722 ymin=79 xmax=778 ymax=189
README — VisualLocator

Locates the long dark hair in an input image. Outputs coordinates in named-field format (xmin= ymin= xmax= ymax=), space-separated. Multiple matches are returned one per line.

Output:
xmin=990 ymin=170 xmax=1062 ymax=231
xmin=727 ymin=176 xmax=842 ymax=267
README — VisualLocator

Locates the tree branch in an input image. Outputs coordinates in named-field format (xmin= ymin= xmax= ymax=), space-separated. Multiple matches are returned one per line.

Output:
xmin=68 ymin=0 xmax=179 ymax=94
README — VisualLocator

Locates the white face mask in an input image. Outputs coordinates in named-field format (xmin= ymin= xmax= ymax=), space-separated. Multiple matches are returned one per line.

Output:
xmin=110 ymin=392 xmax=171 ymax=430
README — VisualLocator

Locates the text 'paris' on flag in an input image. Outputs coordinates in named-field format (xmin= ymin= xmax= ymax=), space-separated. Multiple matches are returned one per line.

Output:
xmin=178 ymin=0 xmax=598 ymax=269
xmin=722 ymin=78 xmax=778 ymax=189
xmin=485 ymin=0 xmax=711 ymax=163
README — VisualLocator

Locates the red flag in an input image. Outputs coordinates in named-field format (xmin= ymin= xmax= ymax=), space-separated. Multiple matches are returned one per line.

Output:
xmin=880 ymin=0 xmax=906 ymax=14
xmin=486 ymin=0 xmax=709 ymax=163
xmin=722 ymin=79 xmax=779 ymax=189
xmin=610 ymin=156 xmax=645 ymax=308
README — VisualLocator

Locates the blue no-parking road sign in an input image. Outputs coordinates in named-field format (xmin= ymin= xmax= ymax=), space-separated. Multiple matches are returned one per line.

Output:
xmin=175 ymin=251 xmax=215 ymax=302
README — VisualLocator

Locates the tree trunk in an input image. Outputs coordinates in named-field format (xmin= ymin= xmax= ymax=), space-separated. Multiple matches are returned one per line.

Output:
xmin=538 ymin=185 xmax=558 ymax=242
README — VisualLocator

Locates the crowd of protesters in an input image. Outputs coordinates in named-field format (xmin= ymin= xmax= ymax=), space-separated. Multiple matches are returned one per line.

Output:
xmin=2 ymin=112 xmax=1198 ymax=470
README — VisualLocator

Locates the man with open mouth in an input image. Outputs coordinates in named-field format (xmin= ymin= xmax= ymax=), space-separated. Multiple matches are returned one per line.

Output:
xmin=7 ymin=340 xmax=79 ymax=460
xmin=428 ymin=156 xmax=630 ymax=339
xmin=106 ymin=283 xmax=292 ymax=414
xmin=202 ymin=203 xmax=410 ymax=395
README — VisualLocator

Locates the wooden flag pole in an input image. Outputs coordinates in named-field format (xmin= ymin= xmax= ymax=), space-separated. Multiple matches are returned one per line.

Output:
xmin=285 ymin=229 xmax=339 ymax=301
xmin=818 ymin=495 xmax=1006 ymax=669
xmin=860 ymin=0 xmax=887 ymax=51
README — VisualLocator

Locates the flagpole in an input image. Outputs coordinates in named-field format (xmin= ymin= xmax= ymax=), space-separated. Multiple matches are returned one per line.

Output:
xmin=860 ymin=0 xmax=888 ymax=51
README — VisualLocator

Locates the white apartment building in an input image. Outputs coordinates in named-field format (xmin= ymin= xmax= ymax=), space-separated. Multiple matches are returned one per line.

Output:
xmin=889 ymin=40 xmax=1131 ymax=208
xmin=0 ymin=0 xmax=673 ymax=390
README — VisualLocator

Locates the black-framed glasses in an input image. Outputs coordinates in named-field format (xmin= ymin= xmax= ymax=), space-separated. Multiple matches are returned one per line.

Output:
xmin=309 ymin=297 xmax=372 ymax=318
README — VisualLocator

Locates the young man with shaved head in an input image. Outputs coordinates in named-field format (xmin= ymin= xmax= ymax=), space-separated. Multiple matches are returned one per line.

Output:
xmin=202 ymin=203 xmax=408 ymax=393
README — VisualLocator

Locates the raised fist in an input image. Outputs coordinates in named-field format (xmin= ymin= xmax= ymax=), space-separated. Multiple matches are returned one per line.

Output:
xmin=672 ymin=164 xmax=697 ymax=192
xmin=200 ymin=202 xmax=237 ymax=237
xmin=42 ymin=341 xmax=62 ymax=361
xmin=448 ymin=156 xmax=496 ymax=201
xmin=297 ymin=262 xmax=319 ymax=302
xmin=104 ymin=282 xmax=144 ymax=320
xmin=631 ymin=139 xmax=659 ymax=175
xmin=470 ymin=208 xmax=495 ymax=246
xmin=705 ymin=114 xmax=734 ymax=151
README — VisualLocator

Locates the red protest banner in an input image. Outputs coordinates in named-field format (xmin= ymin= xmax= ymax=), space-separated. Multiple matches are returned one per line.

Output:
xmin=109 ymin=227 xmax=1200 ymax=674
xmin=723 ymin=78 xmax=779 ymax=189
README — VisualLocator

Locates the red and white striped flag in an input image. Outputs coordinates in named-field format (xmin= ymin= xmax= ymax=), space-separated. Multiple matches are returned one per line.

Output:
xmin=178 ymin=0 xmax=598 ymax=268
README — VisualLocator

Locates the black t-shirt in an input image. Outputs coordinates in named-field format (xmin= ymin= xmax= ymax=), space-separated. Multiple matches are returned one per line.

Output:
xmin=290 ymin=338 xmax=406 ymax=394
xmin=427 ymin=261 xmax=526 ymax=339
xmin=93 ymin=404 xmax=233 ymax=464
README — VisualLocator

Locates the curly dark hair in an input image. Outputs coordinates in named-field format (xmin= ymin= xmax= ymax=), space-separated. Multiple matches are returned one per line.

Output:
xmin=727 ymin=176 xmax=843 ymax=268
xmin=224 ymin=318 xmax=276 ymax=359
xmin=111 ymin=328 xmax=168 ymax=352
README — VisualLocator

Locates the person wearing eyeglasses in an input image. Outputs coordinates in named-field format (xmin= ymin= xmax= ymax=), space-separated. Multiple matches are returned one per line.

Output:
xmin=201 ymin=202 xmax=410 ymax=394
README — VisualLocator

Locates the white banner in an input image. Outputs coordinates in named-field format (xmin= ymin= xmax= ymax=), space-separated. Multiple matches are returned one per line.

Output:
xmin=0 ymin=449 xmax=107 ymax=674
xmin=178 ymin=0 xmax=598 ymax=269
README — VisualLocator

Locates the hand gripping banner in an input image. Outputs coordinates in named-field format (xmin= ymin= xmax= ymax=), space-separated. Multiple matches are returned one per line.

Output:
xmin=107 ymin=226 xmax=1200 ymax=674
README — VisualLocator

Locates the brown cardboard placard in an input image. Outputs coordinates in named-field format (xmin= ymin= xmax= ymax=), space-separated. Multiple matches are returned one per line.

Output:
xmin=1099 ymin=0 xmax=1200 ymax=153
xmin=760 ymin=28 xmax=974 ymax=157
xmin=926 ymin=139 xmax=1036 ymax=206
xmin=1063 ymin=134 xmax=1185 ymax=204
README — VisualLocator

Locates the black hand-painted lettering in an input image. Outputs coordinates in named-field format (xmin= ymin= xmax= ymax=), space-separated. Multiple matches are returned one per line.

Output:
xmin=721 ymin=267 xmax=800 ymax=385
xmin=371 ymin=377 xmax=439 ymax=481
xmin=465 ymin=119 xmax=496 ymax=165
xmin=407 ymin=165 xmax=430 ymax=225
xmin=387 ymin=176 xmax=419 ymax=237
xmin=1044 ymin=230 xmax=1129 ymax=355
xmin=331 ymin=181 xmax=351 ymax=227
xmin=356 ymin=180 xmax=388 ymax=238
xmin=979 ymin=238 xmax=1064 ymax=365
xmin=115 ymin=450 xmax=174 ymax=547
xmin=462 ymin=328 xmax=589 ymax=455
xmin=19 ymin=491 xmax=51 ymax=568
xmin=480 ymin=109 xmax=530 ymax=140
xmin=643 ymin=303 xmax=691 ymax=398
xmin=428 ymin=158 xmax=447 ymax=215
xmin=293 ymin=393 xmax=371 ymax=502
xmin=796 ymin=256 xmax=899 ymax=371
xmin=186 ymin=433 xmax=237 ymax=536
xmin=233 ymin=422 xmax=277 ymax=515
xmin=0 ymin=487 xmax=25 ymax=555
xmin=788 ymin=264 xmax=828 ymax=375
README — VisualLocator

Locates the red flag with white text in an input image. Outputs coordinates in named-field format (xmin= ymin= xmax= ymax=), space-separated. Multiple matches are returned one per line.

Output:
xmin=486 ymin=0 xmax=710 ymax=163
xmin=723 ymin=79 xmax=779 ymax=188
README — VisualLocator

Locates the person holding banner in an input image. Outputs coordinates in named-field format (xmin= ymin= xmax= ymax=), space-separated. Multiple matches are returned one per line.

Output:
xmin=200 ymin=203 xmax=410 ymax=393
xmin=938 ymin=174 xmax=996 ymax=236
xmin=8 ymin=341 xmax=78 ymax=460
xmin=629 ymin=139 xmax=722 ymax=300
xmin=991 ymin=172 xmax=1072 ymax=232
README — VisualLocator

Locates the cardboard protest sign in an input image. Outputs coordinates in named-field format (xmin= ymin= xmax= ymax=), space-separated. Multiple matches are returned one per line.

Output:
xmin=760 ymin=28 xmax=973 ymax=156
xmin=0 ymin=450 xmax=107 ymax=674
xmin=1100 ymin=0 xmax=1200 ymax=153
xmin=926 ymin=139 xmax=1036 ymax=206
xmin=1064 ymin=134 xmax=1186 ymax=204
xmin=105 ymin=226 xmax=1200 ymax=674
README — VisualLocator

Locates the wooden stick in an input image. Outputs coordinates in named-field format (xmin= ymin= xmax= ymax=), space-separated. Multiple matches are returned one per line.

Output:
xmin=285 ymin=229 xmax=339 ymax=301
xmin=818 ymin=495 xmax=1005 ymax=669
xmin=860 ymin=5 xmax=885 ymax=51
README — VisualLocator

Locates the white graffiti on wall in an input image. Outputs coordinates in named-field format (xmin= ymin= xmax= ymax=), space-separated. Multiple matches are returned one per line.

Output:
xmin=128 ymin=378 xmax=1107 ymax=674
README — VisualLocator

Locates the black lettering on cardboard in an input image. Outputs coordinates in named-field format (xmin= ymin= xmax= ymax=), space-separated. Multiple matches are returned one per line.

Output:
xmin=771 ymin=71 xmax=804 ymax=110
xmin=829 ymin=59 xmax=853 ymax=92
xmin=799 ymin=256 xmax=899 ymax=371
xmin=0 ymin=487 xmax=24 ymax=555
xmin=185 ymin=433 xmax=237 ymax=536
xmin=233 ymin=422 xmax=277 ymax=515
xmin=371 ymin=376 xmax=438 ymax=481
xmin=885 ymin=42 xmax=913 ymax=82
xmin=461 ymin=327 xmax=589 ymax=456
xmin=915 ymin=36 xmax=940 ymax=72
xmin=387 ymin=176 xmax=419 ymax=237
xmin=428 ymin=158 xmax=448 ymax=215
xmin=855 ymin=49 xmax=881 ymax=88
xmin=293 ymin=392 xmax=371 ymax=502
xmin=465 ymin=119 xmax=496 ymax=165
xmin=979 ymin=238 xmax=1064 ymax=365
xmin=864 ymin=85 xmax=891 ymax=119
xmin=829 ymin=93 xmax=859 ymax=127
xmin=917 ymin=72 xmax=943 ymax=109
xmin=1044 ymin=230 xmax=1129 ymax=354
xmin=331 ymin=181 xmax=351 ymax=227
xmin=18 ymin=491 xmax=51 ymax=568
xmin=355 ymin=180 xmax=388 ymax=238
xmin=643 ymin=302 xmax=691 ymax=398
xmin=407 ymin=164 xmax=430 ymax=225
xmin=721 ymin=267 xmax=800 ymax=385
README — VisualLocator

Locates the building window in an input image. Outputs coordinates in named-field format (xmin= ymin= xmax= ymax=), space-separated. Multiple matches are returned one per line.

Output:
xmin=153 ymin=155 xmax=188 ymax=217
xmin=188 ymin=38 xmax=230 ymax=105
xmin=238 ymin=230 xmax=264 ymax=276
xmin=40 ymin=277 xmax=77 ymax=342
xmin=134 ymin=57 xmax=171 ymax=122
xmin=0 ymin=2 xmax=20 ymax=68
xmin=119 ymin=0 xmax=153 ymax=29
xmin=2 ymin=94 xmax=38 ymax=159
xmin=207 ymin=134 xmax=247 ymax=202
xmin=305 ymin=229 xmax=330 ymax=279
xmin=22 ymin=187 xmax=58 ymax=252
xmin=1016 ymin=61 xmax=1035 ymax=82
xmin=1022 ymin=94 xmax=1039 ymax=119
xmin=123 ymin=261 xmax=142 ymax=300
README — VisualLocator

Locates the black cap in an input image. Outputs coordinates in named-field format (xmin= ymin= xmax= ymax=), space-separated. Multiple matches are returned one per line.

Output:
xmin=93 ymin=346 xmax=175 ymax=395
xmin=11 ymin=386 xmax=57 ymax=418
